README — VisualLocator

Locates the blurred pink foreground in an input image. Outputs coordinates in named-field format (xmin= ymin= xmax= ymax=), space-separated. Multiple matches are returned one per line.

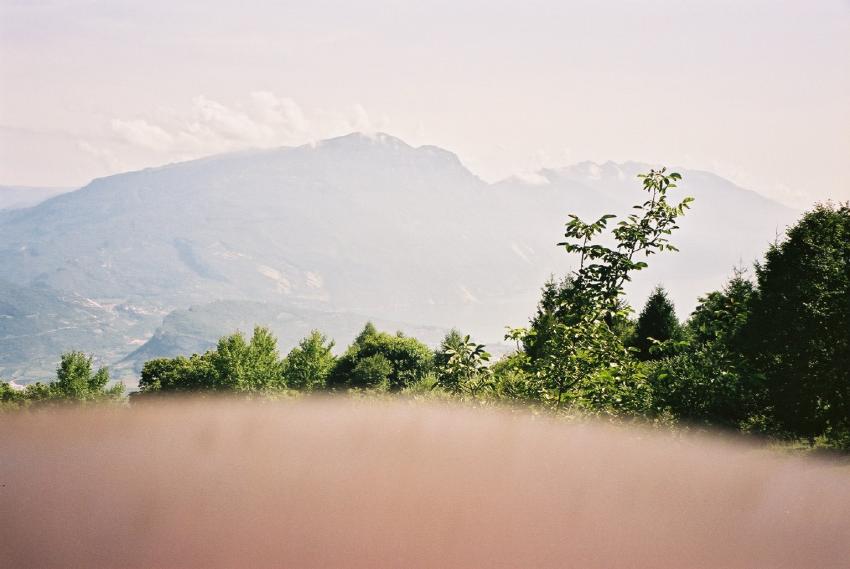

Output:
xmin=2 ymin=399 xmax=849 ymax=568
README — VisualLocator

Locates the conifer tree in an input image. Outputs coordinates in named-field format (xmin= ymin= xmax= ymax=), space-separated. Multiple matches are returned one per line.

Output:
xmin=632 ymin=286 xmax=681 ymax=360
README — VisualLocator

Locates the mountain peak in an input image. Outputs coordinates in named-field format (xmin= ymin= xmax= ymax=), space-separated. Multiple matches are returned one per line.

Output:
xmin=314 ymin=131 xmax=413 ymax=151
xmin=0 ymin=140 xmax=801 ymax=381
xmin=307 ymin=132 xmax=473 ymax=179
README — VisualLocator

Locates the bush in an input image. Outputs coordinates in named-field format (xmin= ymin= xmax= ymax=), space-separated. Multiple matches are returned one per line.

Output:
xmin=282 ymin=330 xmax=336 ymax=391
xmin=328 ymin=323 xmax=434 ymax=391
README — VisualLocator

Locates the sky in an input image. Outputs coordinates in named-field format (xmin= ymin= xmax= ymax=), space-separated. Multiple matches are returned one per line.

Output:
xmin=1 ymin=0 xmax=848 ymax=207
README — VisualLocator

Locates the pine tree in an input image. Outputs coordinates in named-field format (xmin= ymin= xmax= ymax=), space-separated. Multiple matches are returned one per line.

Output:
xmin=633 ymin=286 xmax=681 ymax=360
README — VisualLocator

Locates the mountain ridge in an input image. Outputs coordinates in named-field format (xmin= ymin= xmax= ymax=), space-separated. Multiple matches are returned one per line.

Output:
xmin=0 ymin=185 xmax=76 ymax=211
xmin=0 ymin=132 xmax=799 ymax=383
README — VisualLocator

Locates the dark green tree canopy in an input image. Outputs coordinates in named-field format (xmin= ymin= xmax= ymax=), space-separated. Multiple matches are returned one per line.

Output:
xmin=688 ymin=272 xmax=754 ymax=346
xmin=632 ymin=285 xmax=681 ymax=360
xmin=745 ymin=202 xmax=850 ymax=439
xmin=138 ymin=354 xmax=213 ymax=393
xmin=523 ymin=276 xmax=577 ymax=363
xmin=328 ymin=322 xmax=434 ymax=390
xmin=649 ymin=273 xmax=760 ymax=429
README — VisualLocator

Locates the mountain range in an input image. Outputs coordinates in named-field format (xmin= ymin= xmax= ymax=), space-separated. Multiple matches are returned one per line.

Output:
xmin=0 ymin=133 xmax=797 ymax=384
xmin=0 ymin=185 xmax=74 ymax=211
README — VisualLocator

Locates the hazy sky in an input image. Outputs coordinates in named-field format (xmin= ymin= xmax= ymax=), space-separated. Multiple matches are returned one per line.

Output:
xmin=1 ymin=0 xmax=848 ymax=207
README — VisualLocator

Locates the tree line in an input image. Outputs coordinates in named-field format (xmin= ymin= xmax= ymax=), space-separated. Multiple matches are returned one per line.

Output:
xmin=2 ymin=170 xmax=847 ymax=448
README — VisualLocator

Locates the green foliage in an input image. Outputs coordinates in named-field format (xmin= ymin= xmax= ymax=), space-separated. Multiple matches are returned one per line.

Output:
xmin=52 ymin=351 xmax=117 ymax=400
xmin=0 ymin=351 xmax=123 ymax=408
xmin=434 ymin=329 xmax=465 ymax=371
xmin=489 ymin=352 xmax=536 ymax=401
xmin=434 ymin=330 xmax=491 ymax=395
xmin=282 ymin=330 xmax=336 ymax=391
xmin=557 ymin=169 xmax=692 ymax=318
xmin=521 ymin=276 xmax=577 ymax=364
xmin=139 ymin=326 xmax=284 ymax=393
xmin=138 ymin=354 xmax=214 ymax=393
xmin=688 ymin=272 xmax=754 ymax=345
xmin=744 ymin=203 xmax=850 ymax=441
xmin=649 ymin=273 xmax=762 ymax=429
xmin=328 ymin=323 xmax=434 ymax=390
xmin=399 ymin=373 xmax=442 ymax=397
xmin=211 ymin=327 xmax=283 ymax=391
xmin=0 ymin=380 xmax=24 ymax=409
xmin=351 ymin=353 xmax=393 ymax=390
xmin=513 ymin=168 xmax=692 ymax=412
xmin=354 ymin=322 xmax=378 ymax=345
xmin=631 ymin=285 xmax=682 ymax=361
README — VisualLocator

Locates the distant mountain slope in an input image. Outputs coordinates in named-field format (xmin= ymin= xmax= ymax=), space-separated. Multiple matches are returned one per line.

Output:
xmin=492 ymin=161 xmax=797 ymax=311
xmin=116 ymin=300 xmax=448 ymax=376
xmin=0 ymin=133 xmax=798 ymax=382
xmin=0 ymin=185 xmax=74 ymax=210
xmin=0 ymin=134 xmax=503 ymax=320
xmin=0 ymin=279 xmax=159 ymax=381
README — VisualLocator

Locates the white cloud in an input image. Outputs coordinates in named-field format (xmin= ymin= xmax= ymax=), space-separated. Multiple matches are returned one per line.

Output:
xmin=111 ymin=118 xmax=175 ymax=151
xmin=249 ymin=91 xmax=310 ymax=135
xmin=76 ymin=140 xmax=124 ymax=172
xmin=189 ymin=95 xmax=273 ymax=143
xmin=93 ymin=93 xmax=389 ymax=162
xmin=350 ymin=104 xmax=372 ymax=134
